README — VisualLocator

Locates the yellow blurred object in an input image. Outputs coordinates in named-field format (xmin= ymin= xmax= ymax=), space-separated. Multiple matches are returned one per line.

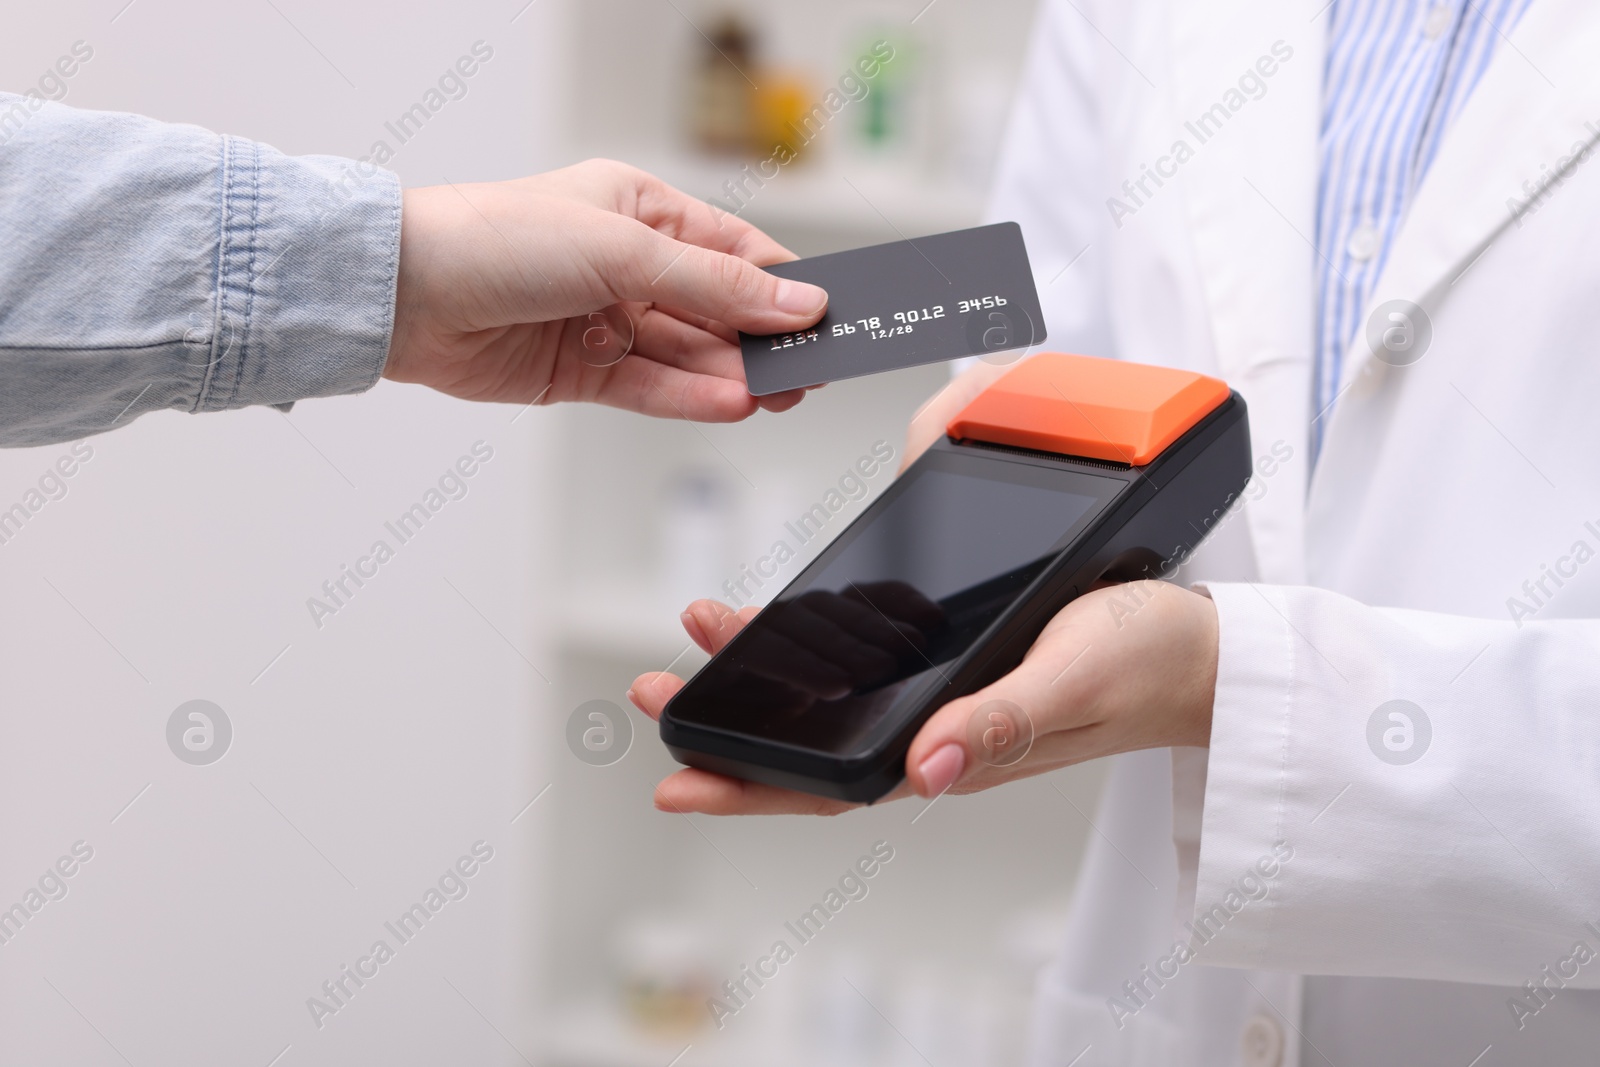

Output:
xmin=753 ymin=73 xmax=819 ymax=163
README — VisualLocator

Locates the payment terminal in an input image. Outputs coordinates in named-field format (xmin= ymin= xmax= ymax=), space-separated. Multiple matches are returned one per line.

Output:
xmin=660 ymin=353 xmax=1252 ymax=802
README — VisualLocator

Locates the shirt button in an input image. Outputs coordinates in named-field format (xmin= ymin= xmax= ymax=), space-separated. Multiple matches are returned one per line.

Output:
xmin=1423 ymin=4 xmax=1454 ymax=39
xmin=1240 ymin=1013 xmax=1285 ymax=1067
xmin=1346 ymin=223 xmax=1381 ymax=261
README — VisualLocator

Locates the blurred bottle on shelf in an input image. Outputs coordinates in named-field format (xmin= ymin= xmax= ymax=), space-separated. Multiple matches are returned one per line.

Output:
xmin=803 ymin=952 xmax=884 ymax=1064
xmin=659 ymin=465 xmax=739 ymax=612
xmin=753 ymin=72 xmax=821 ymax=165
xmin=837 ymin=14 xmax=941 ymax=172
xmin=614 ymin=915 xmax=718 ymax=1038
xmin=690 ymin=13 xmax=758 ymax=155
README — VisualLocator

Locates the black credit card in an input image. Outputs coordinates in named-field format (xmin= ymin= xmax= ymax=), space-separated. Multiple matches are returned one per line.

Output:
xmin=740 ymin=222 xmax=1047 ymax=395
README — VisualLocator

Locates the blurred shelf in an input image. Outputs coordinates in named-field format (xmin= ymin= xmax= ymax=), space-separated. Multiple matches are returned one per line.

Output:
xmin=538 ymin=1001 xmax=806 ymax=1067
xmin=574 ymin=146 xmax=984 ymax=239
xmin=558 ymin=582 xmax=701 ymax=668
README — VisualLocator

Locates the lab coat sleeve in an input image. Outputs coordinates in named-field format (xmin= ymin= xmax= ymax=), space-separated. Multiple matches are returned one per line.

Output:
xmin=0 ymin=92 xmax=400 ymax=447
xmin=1181 ymin=581 xmax=1600 ymax=988
xmin=983 ymin=0 xmax=1117 ymax=359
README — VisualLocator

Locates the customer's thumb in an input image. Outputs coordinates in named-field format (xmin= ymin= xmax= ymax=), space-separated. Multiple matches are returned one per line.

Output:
xmin=631 ymin=235 xmax=828 ymax=336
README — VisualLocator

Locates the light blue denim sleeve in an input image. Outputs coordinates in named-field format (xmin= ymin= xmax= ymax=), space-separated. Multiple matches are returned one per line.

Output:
xmin=0 ymin=92 xmax=401 ymax=447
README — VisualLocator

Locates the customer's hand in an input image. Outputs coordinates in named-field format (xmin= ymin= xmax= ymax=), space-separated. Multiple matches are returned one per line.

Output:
xmin=629 ymin=580 xmax=1219 ymax=815
xmin=383 ymin=159 xmax=829 ymax=421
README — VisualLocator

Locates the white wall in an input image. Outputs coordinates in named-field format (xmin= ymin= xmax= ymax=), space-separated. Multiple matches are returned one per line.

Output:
xmin=0 ymin=3 xmax=564 ymax=1065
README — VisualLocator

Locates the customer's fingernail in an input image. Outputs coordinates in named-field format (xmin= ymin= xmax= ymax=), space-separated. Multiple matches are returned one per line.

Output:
xmin=916 ymin=743 xmax=965 ymax=797
xmin=775 ymin=279 xmax=827 ymax=315
xmin=625 ymin=688 xmax=642 ymax=711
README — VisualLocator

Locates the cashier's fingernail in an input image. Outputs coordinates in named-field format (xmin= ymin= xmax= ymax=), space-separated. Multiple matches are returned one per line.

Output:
xmin=681 ymin=612 xmax=710 ymax=650
xmin=774 ymin=279 xmax=827 ymax=315
xmin=916 ymin=743 xmax=965 ymax=797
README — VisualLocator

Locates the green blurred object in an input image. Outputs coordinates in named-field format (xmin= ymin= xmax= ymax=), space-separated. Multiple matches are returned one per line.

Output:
xmin=853 ymin=27 xmax=915 ymax=151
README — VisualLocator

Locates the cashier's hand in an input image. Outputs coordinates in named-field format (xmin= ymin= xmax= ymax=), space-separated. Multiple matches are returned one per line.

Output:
xmin=383 ymin=159 xmax=829 ymax=421
xmin=899 ymin=359 xmax=1015 ymax=471
xmin=629 ymin=582 xmax=1219 ymax=815
xmin=707 ymin=584 xmax=945 ymax=701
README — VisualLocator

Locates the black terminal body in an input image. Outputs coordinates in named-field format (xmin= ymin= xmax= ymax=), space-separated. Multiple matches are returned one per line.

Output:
xmin=661 ymin=391 xmax=1251 ymax=802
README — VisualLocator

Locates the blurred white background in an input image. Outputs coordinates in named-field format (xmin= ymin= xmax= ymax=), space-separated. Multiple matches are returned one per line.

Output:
xmin=0 ymin=2 xmax=1113 ymax=1065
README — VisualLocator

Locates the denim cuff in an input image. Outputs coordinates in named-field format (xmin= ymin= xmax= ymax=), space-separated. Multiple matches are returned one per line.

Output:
xmin=196 ymin=135 xmax=401 ymax=414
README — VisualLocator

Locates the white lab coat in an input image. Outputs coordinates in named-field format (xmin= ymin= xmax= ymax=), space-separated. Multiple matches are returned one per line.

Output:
xmin=987 ymin=0 xmax=1600 ymax=1064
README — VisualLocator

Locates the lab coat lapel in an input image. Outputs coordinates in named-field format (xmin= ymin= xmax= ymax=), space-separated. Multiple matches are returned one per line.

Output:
xmin=1168 ymin=0 xmax=1325 ymax=584
xmin=1329 ymin=0 xmax=1600 ymax=401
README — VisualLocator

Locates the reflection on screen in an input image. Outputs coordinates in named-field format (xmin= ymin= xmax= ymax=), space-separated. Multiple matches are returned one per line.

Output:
xmin=676 ymin=462 xmax=1106 ymax=756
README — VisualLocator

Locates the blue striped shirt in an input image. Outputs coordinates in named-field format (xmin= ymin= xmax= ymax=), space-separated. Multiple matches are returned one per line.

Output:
xmin=1313 ymin=0 xmax=1534 ymax=460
